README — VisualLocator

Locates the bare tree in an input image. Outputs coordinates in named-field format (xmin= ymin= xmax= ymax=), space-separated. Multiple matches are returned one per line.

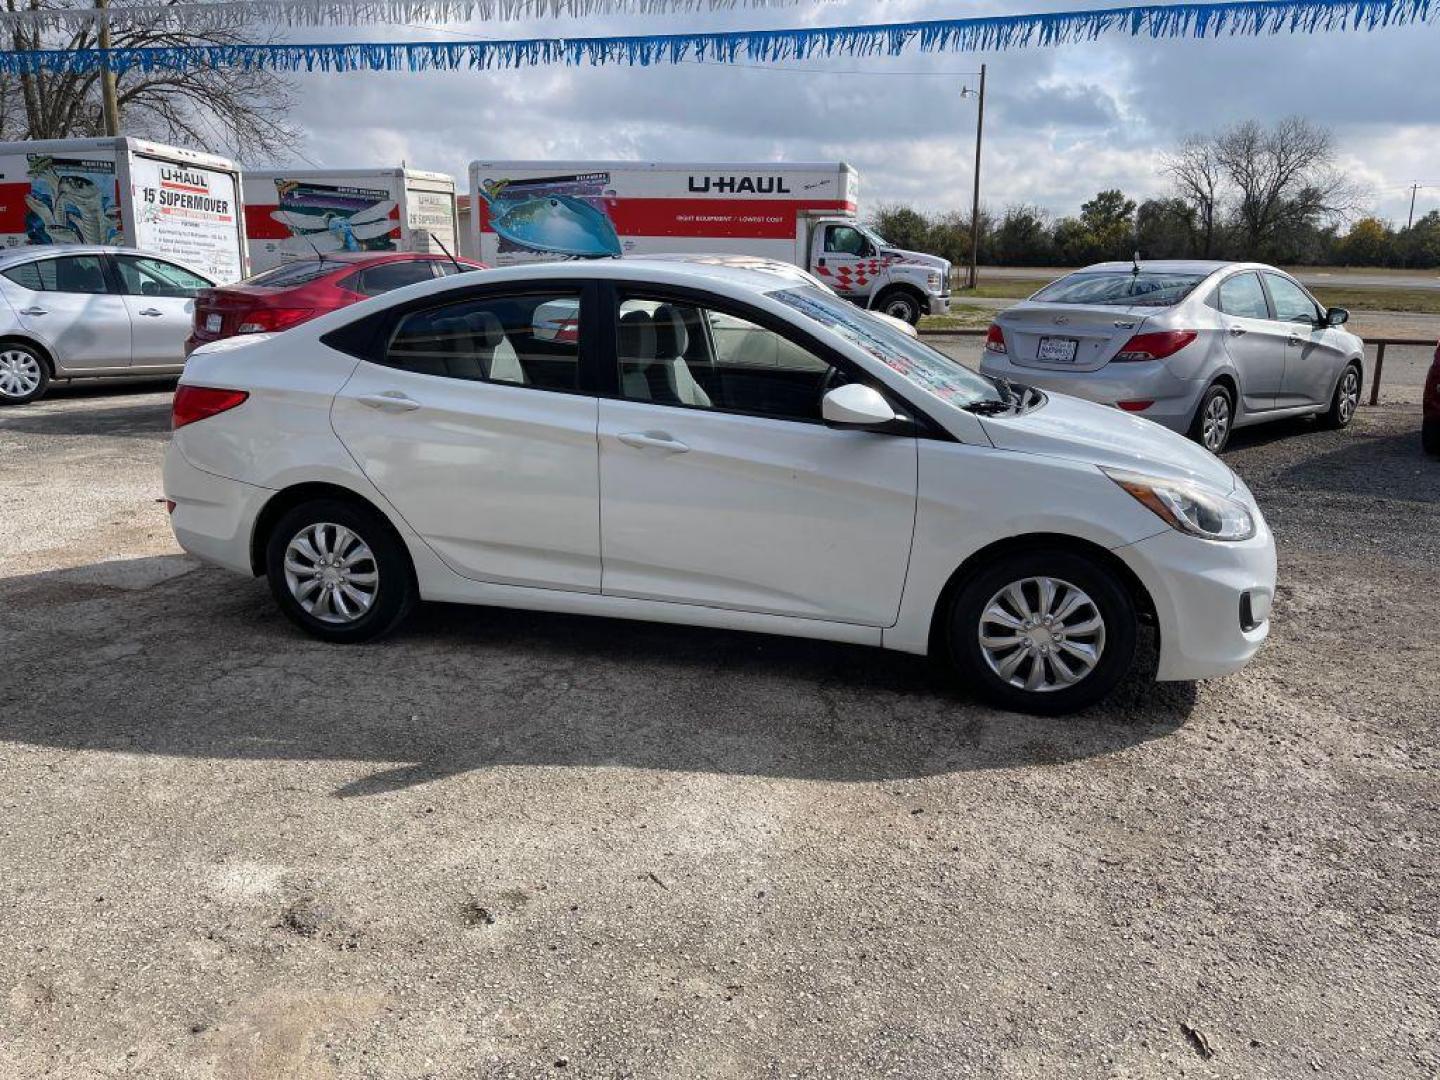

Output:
xmin=1161 ymin=134 xmax=1223 ymax=257
xmin=0 ymin=0 xmax=298 ymax=158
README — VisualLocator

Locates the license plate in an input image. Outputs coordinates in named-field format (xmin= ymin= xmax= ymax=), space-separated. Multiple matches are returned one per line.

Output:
xmin=1037 ymin=336 xmax=1079 ymax=363
xmin=205 ymin=313 xmax=222 ymax=333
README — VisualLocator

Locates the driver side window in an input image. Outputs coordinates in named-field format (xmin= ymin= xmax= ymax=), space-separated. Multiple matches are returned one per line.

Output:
xmin=824 ymin=225 xmax=869 ymax=257
xmin=616 ymin=296 xmax=840 ymax=423
xmin=1264 ymin=273 xmax=1321 ymax=323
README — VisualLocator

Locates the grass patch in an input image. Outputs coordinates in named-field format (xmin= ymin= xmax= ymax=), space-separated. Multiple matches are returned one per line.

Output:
xmin=919 ymin=306 xmax=995 ymax=331
xmin=1308 ymin=286 xmax=1440 ymax=315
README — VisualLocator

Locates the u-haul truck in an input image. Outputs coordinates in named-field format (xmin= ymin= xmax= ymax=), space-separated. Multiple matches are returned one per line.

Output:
xmin=468 ymin=160 xmax=950 ymax=324
xmin=0 ymin=136 xmax=246 ymax=282
xmin=242 ymin=167 xmax=459 ymax=274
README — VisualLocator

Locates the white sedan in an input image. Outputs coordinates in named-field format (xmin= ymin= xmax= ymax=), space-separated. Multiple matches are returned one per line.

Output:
xmin=165 ymin=259 xmax=1276 ymax=714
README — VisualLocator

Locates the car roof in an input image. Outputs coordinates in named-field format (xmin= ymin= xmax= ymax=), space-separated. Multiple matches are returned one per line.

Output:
xmin=280 ymin=250 xmax=468 ymax=266
xmin=1076 ymin=259 xmax=1271 ymax=275
xmin=377 ymin=257 xmax=807 ymax=299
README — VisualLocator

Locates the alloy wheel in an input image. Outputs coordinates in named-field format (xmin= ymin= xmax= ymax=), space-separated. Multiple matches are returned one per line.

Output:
xmin=283 ymin=522 xmax=379 ymax=625
xmin=1202 ymin=392 xmax=1231 ymax=452
xmin=1338 ymin=368 xmax=1360 ymax=424
xmin=0 ymin=348 xmax=42 ymax=399
xmin=977 ymin=576 xmax=1107 ymax=693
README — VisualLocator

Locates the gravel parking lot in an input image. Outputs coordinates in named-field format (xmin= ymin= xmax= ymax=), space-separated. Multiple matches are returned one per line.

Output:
xmin=1 ymin=375 xmax=1436 ymax=1078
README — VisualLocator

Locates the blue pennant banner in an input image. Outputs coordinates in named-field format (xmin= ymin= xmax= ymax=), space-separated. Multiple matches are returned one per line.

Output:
xmin=0 ymin=0 xmax=1432 ymax=75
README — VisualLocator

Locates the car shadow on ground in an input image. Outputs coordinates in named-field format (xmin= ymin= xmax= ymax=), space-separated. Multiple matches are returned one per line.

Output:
xmin=0 ymin=398 xmax=172 ymax=440
xmin=0 ymin=555 xmax=1197 ymax=796
xmin=1275 ymin=430 xmax=1438 ymax=503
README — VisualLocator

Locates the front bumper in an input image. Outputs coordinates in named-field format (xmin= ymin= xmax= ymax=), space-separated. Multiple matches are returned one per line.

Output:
xmin=1112 ymin=516 xmax=1277 ymax=681
xmin=927 ymin=293 xmax=951 ymax=316
xmin=979 ymin=348 xmax=1202 ymax=433
xmin=163 ymin=442 xmax=272 ymax=576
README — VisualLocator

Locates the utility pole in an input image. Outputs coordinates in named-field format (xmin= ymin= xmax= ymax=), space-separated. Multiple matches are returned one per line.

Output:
xmin=965 ymin=64 xmax=986 ymax=291
xmin=96 ymin=0 xmax=121 ymax=136
xmin=1408 ymin=183 xmax=1419 ymax=230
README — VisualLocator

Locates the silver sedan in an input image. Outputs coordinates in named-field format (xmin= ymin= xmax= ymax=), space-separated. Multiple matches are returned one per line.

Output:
xmin=978 ymin=260 xmax=1366 ymax=452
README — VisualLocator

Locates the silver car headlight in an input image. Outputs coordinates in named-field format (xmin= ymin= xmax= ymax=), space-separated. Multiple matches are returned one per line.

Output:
xmin=1103 ymin=468 xmax=1255 ymax=542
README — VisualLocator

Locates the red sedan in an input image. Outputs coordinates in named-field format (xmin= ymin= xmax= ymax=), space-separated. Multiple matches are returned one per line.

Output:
xmin=186 ymin=252 xmax=485 ymax=355
xmin=1424 ymin=340 xmax=1439 ymax=456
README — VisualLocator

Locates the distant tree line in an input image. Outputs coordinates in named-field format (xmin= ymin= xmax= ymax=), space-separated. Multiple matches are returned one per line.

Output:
xmin=869 ymin=116 xmax=1440 ymax=270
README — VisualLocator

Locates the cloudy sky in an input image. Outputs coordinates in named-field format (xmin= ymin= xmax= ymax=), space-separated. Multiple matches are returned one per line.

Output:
xmin=271 ymin=0 xmax=1440 ymax=226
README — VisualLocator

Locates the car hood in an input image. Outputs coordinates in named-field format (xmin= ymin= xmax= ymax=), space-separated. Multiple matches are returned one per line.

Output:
xmin=881 ymin=247 xmax=949 ymax=273
xmin=977 ymin=390 xmax=1236 ymax=493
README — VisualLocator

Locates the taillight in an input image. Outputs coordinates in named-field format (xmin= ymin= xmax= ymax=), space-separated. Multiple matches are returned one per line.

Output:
xmin=172 ymin=385 xmax=248 ymax=429
xmin=1117 ymin=400 xmax=1155 ymax=412
xmin=236 ymin=307 xmax=320 ymax=334
xmin=1114 ymin=330 xmax=1198 ymax=362
xmin=984 ymin=323 xmax=1007 ymax=354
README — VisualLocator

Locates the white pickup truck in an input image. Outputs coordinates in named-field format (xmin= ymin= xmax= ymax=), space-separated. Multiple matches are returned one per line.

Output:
xmin=468 ymin=160 xmax=951 ymax=325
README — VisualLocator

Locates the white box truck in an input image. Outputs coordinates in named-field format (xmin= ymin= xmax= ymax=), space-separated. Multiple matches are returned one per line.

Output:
xmin=242 ymin=167 xmax=459 ymax=273
xmin=468 ymin=160 xmax=950 ymax=324
xmin=0 ymin=136 xmax=246 ymax=283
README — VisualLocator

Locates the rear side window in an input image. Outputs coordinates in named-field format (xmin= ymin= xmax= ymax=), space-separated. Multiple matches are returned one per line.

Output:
xmin=113 ymin=255 xmax=211 ymax=297
xmin=354 ymin=260 xmax=439 ymax=297
xmin=384 ymin=291 xmax=580 ymax=391
xmin=244 ymin=260 xmax=333 ymax=288
xmin=1032 ymin=271 xmax=1206 ymax=308
xmin=1214 ymin=272 xmax=1269 ymax=319
xmin=2 ymin=255 xmax=110 ymax=294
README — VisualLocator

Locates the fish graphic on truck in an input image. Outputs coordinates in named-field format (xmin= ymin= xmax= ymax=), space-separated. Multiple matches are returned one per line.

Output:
xmin=477 ymin=173 xmax=622 ymax=260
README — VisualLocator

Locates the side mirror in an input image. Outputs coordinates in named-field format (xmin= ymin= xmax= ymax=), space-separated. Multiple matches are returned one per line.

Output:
xmin=1326 ymin=306 xmax=1349 ymax=327
xmin=822 ymin=383 xmax=898 ymax=429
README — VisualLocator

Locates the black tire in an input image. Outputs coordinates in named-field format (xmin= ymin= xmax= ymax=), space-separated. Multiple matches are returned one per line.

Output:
xmin=264 ymin=498 xmax=416 ymax=643
xmin=1424 ymin=418 xmax=1440 ymax=457
xmin=0 ymin=341 xmax=51 ymax=405
xmin=1189 ymin=382 xmax=1234 ymax=453
xmin=875 ymin=288 xmax=923 ymax=325
xmin=1322 ymin=362 xmax=1362 ymax=429
xmin=946 ymin=548 xmax=1139 ymax=716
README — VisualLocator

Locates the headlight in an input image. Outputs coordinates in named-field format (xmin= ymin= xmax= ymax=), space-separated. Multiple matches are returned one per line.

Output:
xmin=926 ymin=270 xmax=943 ymax=290
xmin=1103 ymin=468 xmax=1256 ymax=542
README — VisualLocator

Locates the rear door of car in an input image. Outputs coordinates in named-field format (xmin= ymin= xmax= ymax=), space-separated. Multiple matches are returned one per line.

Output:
xmin=1211 ymin=270 xmax=1285 ymax=413
xmin=109 ymin=255 xmax=212 ymax=368
xmin=329 ymin=281 xmax=603 ymax=591
xmin=0 ymin=253 xmax=132 ymax=372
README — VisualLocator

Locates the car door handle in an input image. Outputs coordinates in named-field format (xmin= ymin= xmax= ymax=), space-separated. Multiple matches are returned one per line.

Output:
xmin=1227 ymin=325 xmax=1247 ymax=336
xmin=138 ymin=307 xmax=164 ymax=317
xmin=18 ymin=306 xmax=46 ymax=316
xmin=618 ymin=431 xmax=689 ymax=453
xmin=358 ymin=392 xmax=421 ymax=413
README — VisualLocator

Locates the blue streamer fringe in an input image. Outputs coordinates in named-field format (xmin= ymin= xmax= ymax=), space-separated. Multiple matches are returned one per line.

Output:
xmin=0 ymin=0 xmax=1432 ymax=75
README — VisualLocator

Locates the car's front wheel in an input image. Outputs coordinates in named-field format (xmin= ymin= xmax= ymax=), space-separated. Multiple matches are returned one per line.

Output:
xmin=876 ymin=288 xmax=923 ymax=325
xmin=1322 ymin=362 xmax=1362 ymax=429
xmin=946 ymin=548 xmax=1138 ymax=715
xmin=265 ymin=498 xmax=416 ymax=643
xmin=0 ymin=342 xmax=50 ymax=405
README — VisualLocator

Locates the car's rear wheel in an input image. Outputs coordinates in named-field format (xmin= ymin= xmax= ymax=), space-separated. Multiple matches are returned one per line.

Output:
xmin=946 ymin=548 xmax=1138 ymax=715
xmin=1189 ymin=383 xmax=1234 ymax=453
xmin=0 ymin=342 xmax=49 ymax=405
xmin=265 ymin=498 xmax=416 ymax=643
xmin=1424 ymin=418 xmax=1440 ymax=457
xmin=1322 ymin=363 xmax=1362 ymax=429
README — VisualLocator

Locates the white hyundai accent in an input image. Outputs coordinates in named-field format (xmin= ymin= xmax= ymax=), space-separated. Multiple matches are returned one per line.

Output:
xmin=165 ymin=259 xmax=1276 ymax=715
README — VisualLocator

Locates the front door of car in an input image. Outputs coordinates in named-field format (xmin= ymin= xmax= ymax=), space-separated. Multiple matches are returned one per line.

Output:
xmin=110 ymin=255 xmax=212 ymax=368
xmin=597 ymin=292 xmax=917 ymax=626
xmin=813 ymin=223 xmax=877 ymax=304
xmin=0 ymin=253 xmax=132 ymax=371
xmin=1263 ymin=272 xmax=1345 ymax=407
xmin=329 ymin=286 xmax=602 ymax=592
xmin=1212 ymin=270 xmax=1284 ymax=413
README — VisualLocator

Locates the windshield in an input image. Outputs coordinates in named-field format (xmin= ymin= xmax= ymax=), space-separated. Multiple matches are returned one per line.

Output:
xmin=1031 ymin=270 xmax=1207 ymax=308
xmin=770 ymin=286 xmax=1005 ymax=408
xmin=243 ymin=260 xmax=334 ymax=288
